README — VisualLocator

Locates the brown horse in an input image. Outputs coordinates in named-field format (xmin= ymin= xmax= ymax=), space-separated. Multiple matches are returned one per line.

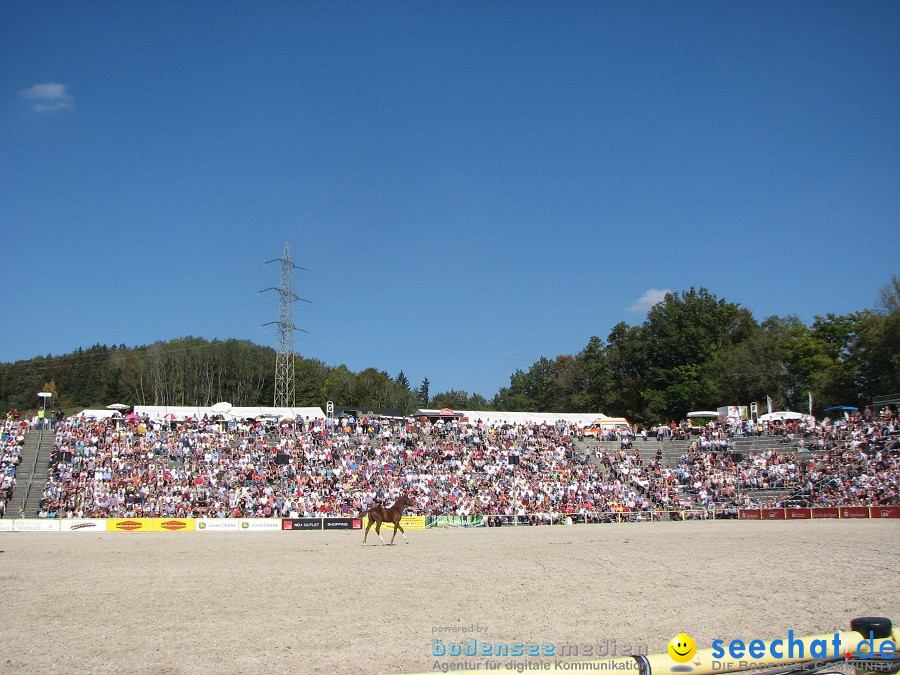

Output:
xmin=360 ymin=493 xmax=413 ymax=545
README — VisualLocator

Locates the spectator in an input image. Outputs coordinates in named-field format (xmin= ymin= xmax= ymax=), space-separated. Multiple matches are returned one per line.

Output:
xmin=30 ymin=410 xmax=899 ymax=519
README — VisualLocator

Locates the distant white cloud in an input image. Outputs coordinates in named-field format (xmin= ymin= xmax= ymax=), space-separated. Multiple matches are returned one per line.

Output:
xmin=628 ymin=288 xmax=672 ymax=313
xmin=19 ymin=82 xmax=73 ymax=112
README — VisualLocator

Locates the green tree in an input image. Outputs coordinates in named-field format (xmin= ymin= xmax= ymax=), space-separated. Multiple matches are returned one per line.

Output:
xmin=418 ymin=377 xmax=430 ymax=408
xmin=776 ymin=317 xmax=832 ymax=412
xmin=707 ymin=318 xmax=780 ymax=407
xmin=323 ymin=365 xmax=355 ymax=406
xmin=431 ymin=390 xmax=471 ymax=409
xmin=599 ymin=289 xmax=743 ymax=423
xmin=849 ymin=309 xmax=900 ymax=400
xmin=294 ymin=356 xmax=330 ymax=406
xmin=877 ymin=275 xmax=900 ymax=313
xmin=568 ymin=336 xmax=612 ymax=413
xmin=604 ymin=321 xmax=646 ymax=419
xmin=806 ymin=313 xmax=858 ymax=408
xmin=467 ymin=393 xmax=490 ymax=409
xmin=354 ymin=368 xmax=397 ymax=409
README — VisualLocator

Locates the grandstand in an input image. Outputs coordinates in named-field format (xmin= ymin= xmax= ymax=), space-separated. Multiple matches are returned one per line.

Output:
xmin=3 ymin=405 xmax=896 ymax=519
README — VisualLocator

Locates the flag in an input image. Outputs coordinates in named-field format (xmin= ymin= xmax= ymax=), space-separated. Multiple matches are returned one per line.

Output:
xmin=808 ymin=391 xmax=814 ymax=415
xmin=766 ymin=395 xmax=773 ymax=415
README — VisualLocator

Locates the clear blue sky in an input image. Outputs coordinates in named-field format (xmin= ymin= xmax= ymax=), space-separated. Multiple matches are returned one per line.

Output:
xmin=1 ymin=1 xmax=898 ymax=400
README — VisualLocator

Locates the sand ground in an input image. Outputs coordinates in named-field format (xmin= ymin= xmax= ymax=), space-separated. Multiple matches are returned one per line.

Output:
xmin=1 ymin=520 xmax=898 ymax=675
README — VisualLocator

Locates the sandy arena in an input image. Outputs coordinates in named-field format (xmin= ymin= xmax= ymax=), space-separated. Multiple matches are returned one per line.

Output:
xmin=1 ymin=519 xmax=898 ymax=674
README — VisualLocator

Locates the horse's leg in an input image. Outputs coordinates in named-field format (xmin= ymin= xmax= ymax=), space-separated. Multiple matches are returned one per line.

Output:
xmin=364 ymin=518 xmax=373 ymax=545
xmin=374 ymin=519 xmax=386 ymax=545
xmin=396 ymin=522 xmax=409 ymax=544
xmin=389 ymin=520 xmax=398 ymax=545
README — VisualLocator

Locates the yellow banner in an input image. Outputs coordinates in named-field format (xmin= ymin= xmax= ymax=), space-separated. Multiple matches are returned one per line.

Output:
xmin=151 ymin=518 xmax=196 ymax=532
xmin=363 ymin=515 xmax=426 ymax=530
xmin=107 ymin=518 xmax=152 ymax=532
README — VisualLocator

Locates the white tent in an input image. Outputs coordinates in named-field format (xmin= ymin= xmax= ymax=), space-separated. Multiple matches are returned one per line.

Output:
xmin=132 ymin=405 xmax=325 ymax=421
xmin=72 ymin=409 xmax=121 ymax=420
xmin=414 ymin=409 xmax=628 ymax=427
xmin=758 ymin=411 xmax=813 ymax=422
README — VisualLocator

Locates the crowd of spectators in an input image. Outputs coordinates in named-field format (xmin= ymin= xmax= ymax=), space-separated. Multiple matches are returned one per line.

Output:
xmin=620 ymin=409 xmax=900 ymax=511
xmin=1 ymin=419 xmax=27 ymax=518
xmin=23 ymin=405 xmax=899 ymax=519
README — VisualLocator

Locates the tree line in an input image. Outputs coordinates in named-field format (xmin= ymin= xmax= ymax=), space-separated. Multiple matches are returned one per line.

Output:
xmin=491 ymin=278 xmax=899 ymax=424
xmin=1 ymin=277 xmax=897 ymax=425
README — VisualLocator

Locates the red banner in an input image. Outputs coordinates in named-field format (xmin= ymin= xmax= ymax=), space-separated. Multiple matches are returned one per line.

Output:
xmin=732 ymin=506 xmax=900 ymax=521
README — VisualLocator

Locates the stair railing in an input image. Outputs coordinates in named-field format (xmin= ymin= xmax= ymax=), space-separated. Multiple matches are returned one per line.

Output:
xmin=18 ymin=427 xmax=45 ymax=517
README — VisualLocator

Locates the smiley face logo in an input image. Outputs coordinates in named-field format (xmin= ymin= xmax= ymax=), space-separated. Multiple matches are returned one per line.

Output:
xmin=668 ymin=633 xmax=696 ymax=663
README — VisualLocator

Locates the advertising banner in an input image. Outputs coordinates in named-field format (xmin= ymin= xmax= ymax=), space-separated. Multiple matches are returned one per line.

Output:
xmin=402 ymin=515 xmax=427 ymax=530
xmin=738 ymin=509 xmax=762 ymax=520
xmin=107 ymin=518 xmax=152 ymax=532
xmin=151 ymin=518 xmax=196 ymax=532
xmin=426 ymin=515 xmax=485 ymax=529
xmin=364 ymin=515 xmax=427 ymax=530
xmin=13 ymin=519 xmax=61 ymax=532
xmin=839 ymin=507 xmax=869 ymax=519
xmin=761 ymin=508 xmax=786 ymax=520
xmin=196 ymin=518 xmax=245 ymax=531
xmin=238 ymin=519 xmax=281 ymax=531
xmin=811 ymin=508 xmax=840 ymax=519
xmin=869 ymin=506 xmax=900 ymax=518
xmin=322 ymin=517 xmax=362 ymax=530
xmin=0 ymin=519 xmax=13 ymax=532
xmin=786 ymin=508 xmax=812 ymax=519
xmin=59 ymin=519 xmax=107 ymax=532
xmin=281 ymin=518 xmax=322 ymax=531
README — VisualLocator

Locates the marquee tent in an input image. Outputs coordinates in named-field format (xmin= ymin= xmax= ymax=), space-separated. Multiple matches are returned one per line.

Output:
xmin=132 ymin=405 xmax=325 ymax=421
xmin=758 ymin=411 xmax=813 ymax=422
xmin=71 ymin=409 xmax=121 ymax=420
xmin=413 ymin=409 xmax=628 ymax=427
